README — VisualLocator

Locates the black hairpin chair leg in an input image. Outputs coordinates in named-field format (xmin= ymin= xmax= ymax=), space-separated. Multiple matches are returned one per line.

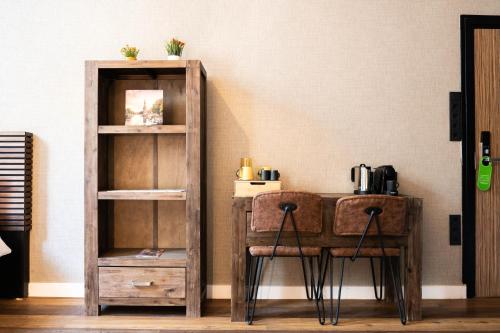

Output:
xmin=370 ymin=257 xmax=384 ymax=301
xmin=302 ymin=257 xmax=314 ymax=300
xmin=246 ymin=256 xmax=264 ymax=324
xmin=304 ymin=257 xmax=316 ymax=301
xmin=313 ymin=255 xmax=326 ymax=324
xmin=299 ymin=254 xmax=325 ymax=324
xmin=330 ymin=256 xmax=345 ymax=325
xmin=387 ymin=256 xmax=406 ymax=325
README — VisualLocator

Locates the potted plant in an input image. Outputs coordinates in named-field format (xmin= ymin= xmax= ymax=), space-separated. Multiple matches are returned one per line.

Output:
xmin=120 ymin=45 xmax=139 ymax=61
xmin=165 ymin=38 xmax=185 ymax=60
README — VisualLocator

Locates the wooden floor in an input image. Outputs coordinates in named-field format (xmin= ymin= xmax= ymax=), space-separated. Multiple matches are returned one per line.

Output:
xmin=1 ymin=298 xmax=500 ymax=332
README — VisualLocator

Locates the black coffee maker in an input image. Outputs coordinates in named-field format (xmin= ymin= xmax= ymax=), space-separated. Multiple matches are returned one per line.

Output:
xmin=372 ymin=165 xmax=398 ymax=195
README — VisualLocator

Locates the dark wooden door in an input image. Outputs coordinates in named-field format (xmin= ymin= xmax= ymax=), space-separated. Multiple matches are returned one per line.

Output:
xmin=475 ymin=28 xmax=500 ymax=297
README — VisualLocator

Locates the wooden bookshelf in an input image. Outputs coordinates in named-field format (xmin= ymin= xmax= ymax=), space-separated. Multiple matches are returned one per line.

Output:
xmin=84 ymin=60 xmax=206 ymax=317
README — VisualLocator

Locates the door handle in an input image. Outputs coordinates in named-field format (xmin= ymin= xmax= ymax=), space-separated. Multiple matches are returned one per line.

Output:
xmin=131 ymin=280 xmax=153 ymax=287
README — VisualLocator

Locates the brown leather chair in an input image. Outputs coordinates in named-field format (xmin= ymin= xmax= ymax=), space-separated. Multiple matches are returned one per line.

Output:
xmin=247 ymin=191 xmax=324 ymax=324
xmin=323 ymin=195 xmax=408 ymax=325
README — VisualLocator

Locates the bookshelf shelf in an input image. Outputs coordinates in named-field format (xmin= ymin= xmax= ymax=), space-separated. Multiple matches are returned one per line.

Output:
xmin=98 ymin=248 xmax=187 ymax=267
xmin=98 ymin=189 xmax=186 ymax=201
xmin=98 ymin=125 xmax=186 ymax=134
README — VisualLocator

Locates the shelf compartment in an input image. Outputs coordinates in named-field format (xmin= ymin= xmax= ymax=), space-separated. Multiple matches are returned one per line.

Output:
xmin=98 ymin=125 xmax=186 ymax=134
xmin=98 ymin=189 xmax=186 ymax=200
xmin=98 ymin=248 xmax=187 ymax=267
xmin=99 ymin=75 xmax=186 ymax=126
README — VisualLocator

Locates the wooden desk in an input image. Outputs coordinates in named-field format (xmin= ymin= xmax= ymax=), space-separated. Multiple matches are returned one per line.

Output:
xmin=231 ymin=193 xmax=423 ymax=322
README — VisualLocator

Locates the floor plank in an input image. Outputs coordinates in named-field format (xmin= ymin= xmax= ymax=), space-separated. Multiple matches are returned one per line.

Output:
xmin=0 ymin=298 xmax=500 ymax=332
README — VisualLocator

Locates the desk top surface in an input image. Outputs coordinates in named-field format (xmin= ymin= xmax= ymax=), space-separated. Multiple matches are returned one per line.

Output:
xmin=233 ymin=193 xmax=422 ymax=200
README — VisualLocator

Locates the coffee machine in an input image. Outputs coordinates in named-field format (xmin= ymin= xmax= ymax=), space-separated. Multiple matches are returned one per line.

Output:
xmin=351 ymin=164 xmax=399 ymax=195
xmin=351 ymin=164 xmax=372 ymax=194
xmin=372 ymin=165 xmax=398 ymax=195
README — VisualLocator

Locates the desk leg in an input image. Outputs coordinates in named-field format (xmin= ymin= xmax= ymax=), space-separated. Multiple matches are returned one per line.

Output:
xmin=384 ymin=257 xmax=397 ymax=304
xmin=231 ymin=200 xmax=247 ymax=322
xmin=406 ymin=202 xmax=423 ymax=321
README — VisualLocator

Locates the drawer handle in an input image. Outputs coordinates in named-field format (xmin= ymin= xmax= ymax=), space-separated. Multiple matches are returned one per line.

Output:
xmin=131 ymin=280 xmax=153 ymax=287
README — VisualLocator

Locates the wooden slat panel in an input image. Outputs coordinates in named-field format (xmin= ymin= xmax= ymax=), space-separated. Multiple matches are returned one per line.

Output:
xmin=0 ymin=189 xmax=31 ymax=195
xmin=0 ymin=225 xmax=31 ymax=231
xmin=0 ymin=208 xmax=31 ymax=214
xmin=0 ymin=137 xmax=32 ymax=142
xmin=0 ymin=218 xmax=31 ymax=229
xmin=0 ymin=153 xmax=31 ymax=159
xmin=0 ymin=197 xmax=31 ymax=203
xmin=0 ymin=203 xmax=31 ymax=209
xmin=0 ymin=192 xmax=30 ymax=197
xmin=0 ymin=148 xmax=32 ymax=153
xmin=98 ymin=267 xmax=185 ymax=299
xmin=0 ymin=131 xmax=32 ymax=137
xmin=0 ymin=175 xmax=31 ymax=181
xmin=0 ymin=165 xmax=31 ymax=170
xmin=0 ymin=181 xmax=31 ymax=186
xmin=0 ymin=142 xmax=32 ymax=148
xmin=0 ymin=170 xmax=33 ymax=177
xmin=475 ymin=29 xmax=500 ymax=297
xmin=0 ymin=159 xmax=31 ymax=164
xmin=0 ymin=214 xmax=31 ymax=220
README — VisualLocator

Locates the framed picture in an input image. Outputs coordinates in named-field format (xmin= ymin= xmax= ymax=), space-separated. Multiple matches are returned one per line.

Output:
xmin=125 ymin=90 xmax=164 ymax=125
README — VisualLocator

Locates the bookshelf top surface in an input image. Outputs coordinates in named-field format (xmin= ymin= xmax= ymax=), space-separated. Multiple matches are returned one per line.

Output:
xmin=86 ymin=60 xmax=206 ymax=76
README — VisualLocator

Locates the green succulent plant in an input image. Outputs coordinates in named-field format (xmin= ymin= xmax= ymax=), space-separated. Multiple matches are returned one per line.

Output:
xmin=120 ymin=45 xmax=139 ymax=58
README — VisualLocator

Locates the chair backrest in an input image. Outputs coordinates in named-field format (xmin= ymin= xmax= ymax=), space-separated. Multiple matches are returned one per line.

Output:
xmin=251 ymin=191 xmax=322 ymax=233
xmin=333 ymin=195 xmax=408 ymax=236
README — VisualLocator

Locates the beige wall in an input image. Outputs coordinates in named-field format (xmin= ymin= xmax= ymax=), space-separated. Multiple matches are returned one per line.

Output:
xmin=1 ymin=0 xmax=500 ymax=289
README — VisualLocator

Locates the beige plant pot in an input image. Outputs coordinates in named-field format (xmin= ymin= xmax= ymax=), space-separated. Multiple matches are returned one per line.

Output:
xmin=167 ymin=55 xmax=181 ymax=60
xmin=126 ymin=56 xmax=137 ymax=61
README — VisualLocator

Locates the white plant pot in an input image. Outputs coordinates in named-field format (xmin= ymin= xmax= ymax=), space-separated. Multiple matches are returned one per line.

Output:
xmin=167 ymin=55 xmax=181 ymax=60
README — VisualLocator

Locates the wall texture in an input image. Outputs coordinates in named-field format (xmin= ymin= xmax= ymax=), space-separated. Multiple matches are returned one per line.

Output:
xmin=1 ymin=0 xmax=500 ymax=293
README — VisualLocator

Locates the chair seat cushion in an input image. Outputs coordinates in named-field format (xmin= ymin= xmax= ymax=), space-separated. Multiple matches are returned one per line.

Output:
xmin=249 ymin=246 xmax=321 ymax=257
xmin=329 ymin=247 xmax=400 ymax=257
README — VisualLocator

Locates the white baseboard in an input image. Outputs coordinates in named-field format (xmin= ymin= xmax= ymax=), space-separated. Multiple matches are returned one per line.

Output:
xmin=29 ymin=283 xmax=466 ymax=299
xmin=208 ymin=284 xmax=466 ymax=299
xmin=29 ymin=283 xmax=84 ymax=297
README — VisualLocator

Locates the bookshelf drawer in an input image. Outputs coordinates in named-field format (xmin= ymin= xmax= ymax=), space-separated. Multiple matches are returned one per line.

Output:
xmin=99 ymin=267 xmax=185 ymax=299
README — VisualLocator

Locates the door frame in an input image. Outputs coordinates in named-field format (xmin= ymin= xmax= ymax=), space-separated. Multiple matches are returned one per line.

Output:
xmin=461 ymin=15 xmax=500 ymax=298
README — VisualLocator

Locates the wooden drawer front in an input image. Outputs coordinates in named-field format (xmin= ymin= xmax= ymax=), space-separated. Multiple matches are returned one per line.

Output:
xmin=99 ymin=267 xmax=185 ymax=299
